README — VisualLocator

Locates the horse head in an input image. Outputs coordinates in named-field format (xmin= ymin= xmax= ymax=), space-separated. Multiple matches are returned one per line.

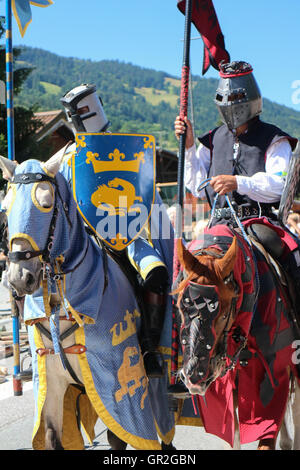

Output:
xmin=0 ymin=148 xmax=68 ymax=296
xmin=175 ymin=236 xmax=243 ymax=395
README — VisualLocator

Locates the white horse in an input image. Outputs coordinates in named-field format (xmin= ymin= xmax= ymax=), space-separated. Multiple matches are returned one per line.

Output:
xmin=0 ymin=153 xmax=175 ymax=450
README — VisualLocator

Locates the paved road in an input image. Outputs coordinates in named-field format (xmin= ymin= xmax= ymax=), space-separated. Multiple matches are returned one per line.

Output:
xmin=0 ymin=347 xmax=260 ymax=450
xmin=0 ymin=384 xmax=258 ymax=451
xmin=0 ymin=282 xmax=272 ymax=451
xmin=0 ymin=352 xmax=259 ymax=451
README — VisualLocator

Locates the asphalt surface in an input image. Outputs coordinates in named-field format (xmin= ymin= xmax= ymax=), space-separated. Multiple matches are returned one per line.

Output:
xmin=0 ymin=282 xmax=271 ymax=452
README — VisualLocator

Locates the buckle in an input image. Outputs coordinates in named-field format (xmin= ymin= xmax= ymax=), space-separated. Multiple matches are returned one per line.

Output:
xmin=213 ymin=204 xmax=263 ymax=221
xmin=237 ymin=206 xmax=243 ymax=218
xmin=225 ymin=207 xmax=231 ymax=218
xmin=214 ymin=208 xmax=222 ymax=219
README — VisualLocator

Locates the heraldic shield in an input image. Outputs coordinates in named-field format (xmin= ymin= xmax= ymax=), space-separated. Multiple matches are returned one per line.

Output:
xmin=72 ymin=133 xmax=156 ymax=250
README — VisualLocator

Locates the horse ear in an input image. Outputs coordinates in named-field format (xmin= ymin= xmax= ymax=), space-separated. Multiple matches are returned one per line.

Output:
xmin=0 ymin=155 xmax=18 ymax=180
xmin=177 ymin=238 xmax=200 ymax=274
xmin=43 ymin=143 xmax=70 ymax=176
xmin=215 ymin=236 xmax=238 ymax=279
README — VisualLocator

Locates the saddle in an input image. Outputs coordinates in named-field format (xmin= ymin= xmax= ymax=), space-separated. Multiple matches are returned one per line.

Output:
xmin=246 ymin=223 xmax=287 ymax=284
xmin=245 ymin=223 xmax=300 ymax=336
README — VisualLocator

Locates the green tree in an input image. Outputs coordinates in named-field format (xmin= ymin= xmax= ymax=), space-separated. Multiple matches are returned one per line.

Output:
xmin=0 ymin=17 xmax=52 ymax=189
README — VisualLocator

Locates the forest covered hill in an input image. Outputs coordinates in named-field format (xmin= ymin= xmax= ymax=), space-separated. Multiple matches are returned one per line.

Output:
xmin=15 ymin=47 xmax=300 ymax=150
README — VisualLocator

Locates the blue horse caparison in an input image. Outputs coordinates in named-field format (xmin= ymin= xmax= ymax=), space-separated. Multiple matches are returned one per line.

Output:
xmin=5 ymin=157 xmax=176 ymax=450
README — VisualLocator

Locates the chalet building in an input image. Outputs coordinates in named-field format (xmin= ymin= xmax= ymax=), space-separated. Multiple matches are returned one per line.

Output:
xmin=34 ymin=110 xmax=73 ymax=155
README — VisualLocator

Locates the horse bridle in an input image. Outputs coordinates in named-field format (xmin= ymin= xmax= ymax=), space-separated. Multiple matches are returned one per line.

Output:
xmin=6 ymin=171 xmax=88 ymax=389
xmin=7 ymin=172 xmax=73 ymax=272
xmin=180 ymin=247 xmax=247 ymax=383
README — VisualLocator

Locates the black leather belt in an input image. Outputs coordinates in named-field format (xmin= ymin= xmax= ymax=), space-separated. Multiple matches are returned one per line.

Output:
xmin=213 ymin=205 xmax=269 ymax=220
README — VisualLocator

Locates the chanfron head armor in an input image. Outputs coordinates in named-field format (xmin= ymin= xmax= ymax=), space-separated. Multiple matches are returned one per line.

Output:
xmin=60 ymin=84 xmax=110 ymax=133
xmin=214 ymin=61 xmax=262 ymax=130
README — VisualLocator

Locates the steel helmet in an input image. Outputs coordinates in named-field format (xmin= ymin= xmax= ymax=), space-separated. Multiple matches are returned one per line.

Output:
xmin=214 ymin=61 xmax=262 ymax=130
xmin=60 ymin=84 xmax=110 ymax=133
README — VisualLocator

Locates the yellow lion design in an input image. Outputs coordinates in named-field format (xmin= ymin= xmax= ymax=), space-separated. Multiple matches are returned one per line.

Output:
xmin=115 ymin=346 xmax=148 ymax=409
xmin=91 ymin=177 xmax=143 ymax=216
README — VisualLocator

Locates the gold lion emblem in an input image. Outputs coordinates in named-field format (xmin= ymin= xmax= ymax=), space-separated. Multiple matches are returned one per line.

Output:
xmin=91 ymin=177 xmax=143 ymax=216
xmin=115 ymin=346 xmax=148 ymax=409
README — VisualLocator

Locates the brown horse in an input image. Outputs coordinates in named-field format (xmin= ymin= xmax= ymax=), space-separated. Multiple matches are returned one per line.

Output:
xmin=174 ymin=223 xmax=300 ymax=450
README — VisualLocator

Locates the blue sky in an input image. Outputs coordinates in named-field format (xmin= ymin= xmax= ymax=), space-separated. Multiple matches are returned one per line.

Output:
xmin=1 ymin=0 xmax=300 ymax=112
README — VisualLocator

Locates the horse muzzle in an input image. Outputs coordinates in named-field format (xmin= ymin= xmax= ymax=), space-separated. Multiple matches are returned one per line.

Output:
xmin=8 ymin=263 xmax=42 ymax=296
xmin=181 ymin=354 xmax=225 ymax=396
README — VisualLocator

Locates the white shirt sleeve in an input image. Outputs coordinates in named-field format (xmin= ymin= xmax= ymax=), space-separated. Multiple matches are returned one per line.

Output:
xmin=184 ymin=143 xmax=211 ymax=197
xmin=236 ymin=136 xmax=292 ymax=203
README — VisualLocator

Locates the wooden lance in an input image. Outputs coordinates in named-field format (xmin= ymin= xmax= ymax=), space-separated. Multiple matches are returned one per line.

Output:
xmin=169 ymin=0 xmax=194 ymax=398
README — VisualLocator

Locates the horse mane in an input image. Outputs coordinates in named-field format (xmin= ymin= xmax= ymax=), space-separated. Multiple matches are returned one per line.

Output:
xmin=173 ymin=236 xmax=239 ymax=310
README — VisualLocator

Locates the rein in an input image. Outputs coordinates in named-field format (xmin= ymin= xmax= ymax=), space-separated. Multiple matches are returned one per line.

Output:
xmin=218 ymin=298 xmax=247 ymax=377
xmin=5 ymin=169 xmax=115 ymax=396
xmin=193 ymin=248 xmax=246 ymax=376
xmin=182 ymin=233 xmax=255 ymax=383
xmin=7 ymin=171 xmax=108 ymax=289
xmin=6 ymin=171 xmax=92 ymax=387
xmin=196 ymin=179 xmax=260 ymax=364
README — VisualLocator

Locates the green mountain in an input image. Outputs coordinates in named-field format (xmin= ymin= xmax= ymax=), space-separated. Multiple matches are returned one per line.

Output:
xmin=15 ymin=47 xmax=300 ymax=150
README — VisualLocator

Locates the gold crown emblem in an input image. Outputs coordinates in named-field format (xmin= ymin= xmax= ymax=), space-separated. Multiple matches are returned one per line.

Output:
xmin=86 ymin=148 xmax=145 ymax=173
xmin=110 ymin=309 xmax=141 ymax=346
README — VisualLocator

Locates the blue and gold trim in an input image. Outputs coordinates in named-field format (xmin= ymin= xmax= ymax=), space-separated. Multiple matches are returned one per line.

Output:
xmin=72 ymin=133 xmax=156 ymax=251
xmin=12 ymin=0 xmax=53 ymax=38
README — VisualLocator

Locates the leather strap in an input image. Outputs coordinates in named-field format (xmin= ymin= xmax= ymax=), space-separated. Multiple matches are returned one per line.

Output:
xmin=11 ymin=173 xmax=54 ymax=185
xmin=35 ymin=320 xmax=84 ymax=386
xmin=212 ymin=205 xmax=271 ymax=221
xmin=27 ymin=315 xmax=76 ymax=326
xmin=36 ymin=344 xmax=86 ymax=356
xmin=144 ymin=291 xmax=166 ymax=306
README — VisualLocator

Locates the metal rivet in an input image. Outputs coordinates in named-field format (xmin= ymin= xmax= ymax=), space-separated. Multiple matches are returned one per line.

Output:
xmin=25 ymin=252 xmax=31 ymax=259
xmin=198 ymin=371 xmax=204 ymax=376
xmin=206 ymin=344 xmax=212 ymax=350
xmin=36 ymin=174 xmax=42 ymax=180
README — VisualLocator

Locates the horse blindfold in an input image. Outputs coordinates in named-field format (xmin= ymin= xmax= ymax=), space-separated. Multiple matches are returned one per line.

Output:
xmin=180 ymin=282 xmax=221 ymax=383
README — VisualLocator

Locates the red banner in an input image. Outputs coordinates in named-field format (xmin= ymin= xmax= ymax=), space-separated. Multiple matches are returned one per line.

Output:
xmin=177 ymin=0 xmax=230 ymax=75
